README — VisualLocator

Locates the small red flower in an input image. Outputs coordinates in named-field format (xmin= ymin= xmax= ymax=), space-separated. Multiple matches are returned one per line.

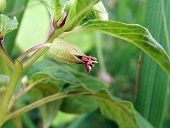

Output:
xmin=76 ymin=56 xmax=98 ymax=73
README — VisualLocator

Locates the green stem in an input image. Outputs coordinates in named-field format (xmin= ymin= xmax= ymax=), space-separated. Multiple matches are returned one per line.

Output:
xmin=0 ymin=61 xmax=22 ymax=127
xmin=17 ymin=43 xmax=51 ymax=61
xmin=6 ymin=92 xmax=91 ymax=121
xmin=23 ymin=47 xmax=49 ymax=70
xmin=0 ymin=57 xmax=10 ymax=76
xmin=0 ymin=45 xmax=14 ymax=69
xmin=8 ymin=78 xmax=47 ymax=111
xmin=23 ymin=28 xmax=66 ymax=70
xmin=58 ymin=26 xmax=83 ymax=38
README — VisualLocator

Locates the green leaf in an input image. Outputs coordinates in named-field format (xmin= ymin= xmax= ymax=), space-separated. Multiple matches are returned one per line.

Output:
xmin=30 ymin=82 xmax=61 ymax=128
xmin=31 ymin=67 xmax=82 ymax=86
xmin=82 ymin=19 xmax=170 ymax=74
xmin=42 ymin=0 xmax=62 ymax=22
xmin=60 ymin=96 xmax=98 ymax=114
xmin=0 ymin=14 xmax=18 ymax=36
xmin=63 ymin=85 xmax=154 ymax=128
xmin=26 ymin=60 xmax=57 ymax=77
xmin=63 ymin=65 xmax=108 ymax=90
xmin=64 ymin=0 xmax=100 ymax=30
xmin=29 ymin=61 xmax=107 ymax=114
xmin=59 ymin=66 xmax=108 ymax=114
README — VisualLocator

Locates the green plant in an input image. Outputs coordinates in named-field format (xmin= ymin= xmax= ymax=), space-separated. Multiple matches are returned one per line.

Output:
xmin=0 ymin=0 xmax=169 ymax=127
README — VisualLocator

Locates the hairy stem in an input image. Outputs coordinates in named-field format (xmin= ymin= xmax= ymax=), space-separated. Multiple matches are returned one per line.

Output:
xmin=8 ymin=78 xmax=47 ymax=111
xmin=0 ymin=57 xmax=10 ymax=76
xmin=17 ymin=43 xmax=51 ymax=61
xmin=0 ymin=45 xmax=14 ymax=69
xmin=22 ymin=27 xmax=69 ymax=70
xmin=23 ymin=47 xmax=49 ymax=70
xmin=0 ymin=61 xmax=22 ymax=127
xmin=6 ymin=92 xmax=91 ymax=121
xmin=58 ymin=26 xmax=82 ymax=38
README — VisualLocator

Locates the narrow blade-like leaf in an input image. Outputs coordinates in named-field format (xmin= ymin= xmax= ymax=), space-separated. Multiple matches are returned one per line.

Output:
xmin=63 ymin=85 xmax=154 ymax=128
xmin=134 ymin=0 xmax=170 ymax=127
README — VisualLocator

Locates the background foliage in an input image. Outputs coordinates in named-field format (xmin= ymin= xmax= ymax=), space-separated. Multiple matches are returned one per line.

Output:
xmin=1 ymin=0 xmax=170 ymax=128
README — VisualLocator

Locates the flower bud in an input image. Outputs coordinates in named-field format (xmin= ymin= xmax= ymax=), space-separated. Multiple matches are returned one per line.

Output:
xmin=92 ymin=1 xmax=108 ymax=20
xmin=48 ymin=38 xmax=85 ymax=64
xmin=48 ymin=38 xmax=98 ymax=72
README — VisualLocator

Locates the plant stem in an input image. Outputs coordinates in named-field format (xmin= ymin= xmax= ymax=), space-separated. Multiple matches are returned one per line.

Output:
xmin=22 ymin=27 xmax=68 ymax=70
xmin=58 ymin=26 xmax=83 ymax=38
xmin=0 ymin=57 xmax=10 ymax=76
xmin=0 ymin=61 xmax=22 ymax=127
xmin=23 ymin=47 xmax=49 ymax=70
xmin=6 ymin=92 xmax=91 ymax=121
xmin=17 ymin=43 xmax=51 ymax=61
xmin=8 ymin=78 xmax=47 ymax=111
xmin=0 ymin=45 xmax=14 ymax=69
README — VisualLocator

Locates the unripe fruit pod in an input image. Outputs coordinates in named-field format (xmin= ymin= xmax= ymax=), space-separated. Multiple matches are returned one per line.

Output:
xmin=0 ymin=0 xmax=6 ymax=14
xmin=48 ymin=38 xmax=86 ymax=64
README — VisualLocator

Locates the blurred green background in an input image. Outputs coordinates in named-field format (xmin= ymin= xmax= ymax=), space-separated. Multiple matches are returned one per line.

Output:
xmin=2 ymin=0 xmax=170 ymax=128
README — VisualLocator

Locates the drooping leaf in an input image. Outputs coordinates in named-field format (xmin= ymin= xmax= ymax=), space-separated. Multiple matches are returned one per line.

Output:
xmin=60 ymin=96 xmax=98 ymax=114
xmin=42 ymin=0 xmax=62 ymax=22
xmin=28 ymin=61 xmax=107 ymax=114
xmin=26 ymin=59 xmax=57 ymax=77
xmin=63 ymin=85 xmax=154 ymax=128
xmin=62 ymin=65 xmax=108 ymax=90
xmin=66 ymin=111 xmax=118 ymax=128
xmin=31 ymin=67 xmax=82 ymax=87
xmin=59 ymin=67 xmax=108 ymax=114
xmin=82 ymin=19 xmax=170 ymax=74
xmin=30 ymin=82 xmax=61 ymax=128
xmin=0 ymin=14 xmax=18 ymax=36
xmin=63 ymin=0 xmax=100 ymax=30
